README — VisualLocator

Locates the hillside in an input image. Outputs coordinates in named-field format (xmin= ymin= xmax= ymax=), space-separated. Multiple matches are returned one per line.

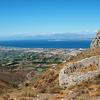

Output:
xmin=0 ymin=49 xmax=100 ymax=100
xmin=0 ymin=31 xmax=100 ymax=100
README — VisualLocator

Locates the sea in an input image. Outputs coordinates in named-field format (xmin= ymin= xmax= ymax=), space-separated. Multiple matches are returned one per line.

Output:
xmin=0 ymin=40 xmax=91 ymax=49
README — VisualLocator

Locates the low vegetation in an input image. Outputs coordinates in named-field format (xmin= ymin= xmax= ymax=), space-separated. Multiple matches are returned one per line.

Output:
xmin=0 ymin=48 xmax=100 ymax=99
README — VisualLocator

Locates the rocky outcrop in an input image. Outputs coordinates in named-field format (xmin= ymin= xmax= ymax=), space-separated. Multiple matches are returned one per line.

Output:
xmin=90 ymin=30 xmax=100 ymax=48
xmin=59 ymin=56 xmax=100 ymax=88
xmin=59 ymin=30 xmax=100 ymax=89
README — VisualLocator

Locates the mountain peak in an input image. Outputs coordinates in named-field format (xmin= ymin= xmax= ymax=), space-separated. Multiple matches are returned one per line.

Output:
xmin=90 ymin=30 xmax=100 ymax=48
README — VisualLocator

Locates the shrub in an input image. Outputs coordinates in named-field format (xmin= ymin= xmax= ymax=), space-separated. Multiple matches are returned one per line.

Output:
xmin=21 ymin=87 xmax=37 ymax=97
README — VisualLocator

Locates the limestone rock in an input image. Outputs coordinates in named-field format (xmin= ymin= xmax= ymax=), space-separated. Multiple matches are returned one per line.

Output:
xmin=90 ymin=30 xmax=100 ymax=48
xmin=59 ymin=56 xmax=100 ymax=88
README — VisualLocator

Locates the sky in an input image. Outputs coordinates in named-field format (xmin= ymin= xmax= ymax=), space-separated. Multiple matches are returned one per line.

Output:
xmin=0 ymin=0 xmax=100 ymax=38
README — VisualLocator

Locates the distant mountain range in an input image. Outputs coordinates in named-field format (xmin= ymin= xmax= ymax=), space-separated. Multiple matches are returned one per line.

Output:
xmin=0 ymin=32 xmax=96 ymax=41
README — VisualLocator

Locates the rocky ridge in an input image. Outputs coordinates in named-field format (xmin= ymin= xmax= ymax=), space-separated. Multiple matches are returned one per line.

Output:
xmin=59 ymin=56 xmax=100 ymax=88
xmin=90 ymin=30 xmax=100 ymax=48
xmin=59 ymin=31 xmax=100 ymax=89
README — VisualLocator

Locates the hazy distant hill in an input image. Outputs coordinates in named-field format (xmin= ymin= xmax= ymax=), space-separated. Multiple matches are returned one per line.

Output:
xmin=0 ymin=32 xmax=96 ymax=40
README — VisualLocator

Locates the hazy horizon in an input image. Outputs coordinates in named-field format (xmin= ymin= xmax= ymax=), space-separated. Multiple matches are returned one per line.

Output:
xmin=0 ymin=31 xmax=96 ymax=40
xmin=0 ymin=0 xmax=99 ymax=39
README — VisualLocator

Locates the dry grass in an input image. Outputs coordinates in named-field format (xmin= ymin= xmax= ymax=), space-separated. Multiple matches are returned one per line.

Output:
xmin=70 ymin=48 xmax=100 ymax=62
xmin=33 ymin=69 xmax=61 ymax=93
xmin=63 ymin=74 xmax=100 ymax=99
xmin=0 ymin=48 xmax=100 ymax=99
xmin=20 ymin=87 xmax=37 ymax=97
xmin=0 ymin=70 xmax=28 ymax=85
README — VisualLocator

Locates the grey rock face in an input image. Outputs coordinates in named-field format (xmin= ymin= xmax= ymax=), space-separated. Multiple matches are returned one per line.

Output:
xmin=59 ymin=56 xmax=100 ymax=88
xmin=90 ymin=30 xmax=100 ymax=48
